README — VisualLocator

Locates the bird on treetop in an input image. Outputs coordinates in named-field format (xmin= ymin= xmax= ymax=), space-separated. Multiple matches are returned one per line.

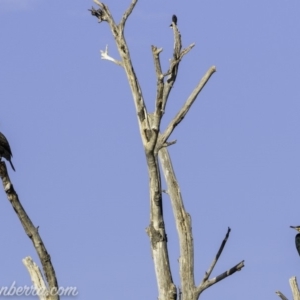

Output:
xmin=290 ymin=226 xmax=300 ymax=256
xmin=0 ymin=131 xmax=15 ymax=171
xmin=170 ymin=14 xmax=177 ymax=27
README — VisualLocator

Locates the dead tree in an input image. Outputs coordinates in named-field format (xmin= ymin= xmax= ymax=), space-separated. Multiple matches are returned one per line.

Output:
xmin=90 ymin=1 xmax=244 ymax=299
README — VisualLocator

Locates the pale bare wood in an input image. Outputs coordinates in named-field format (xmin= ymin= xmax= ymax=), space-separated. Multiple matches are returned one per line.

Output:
xmin=92 ymin=2 xmax=174 ymax=299
xmin=276 ymin=277 xmax=300 ymax=300
xmin=91 ymin=2 xmax=244 ymax=299
xmin=290 ymin=277 xmax=300 ymax=300
xmin=159 ymin=148 xmax=245 ymax=299
xmin=276 ymin=291 xmax=289 ymax=300
xmin=23 ymin=256 xmax=49 ymax=300
xmin=157 ymin=65 xmax=216 ymax=151
xmin=158 ymin=147 xmax=195 ymax=300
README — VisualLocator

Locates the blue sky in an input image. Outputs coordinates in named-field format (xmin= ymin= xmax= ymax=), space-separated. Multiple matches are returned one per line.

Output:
xmin=1 ymin=0 xmax=300 ymax=299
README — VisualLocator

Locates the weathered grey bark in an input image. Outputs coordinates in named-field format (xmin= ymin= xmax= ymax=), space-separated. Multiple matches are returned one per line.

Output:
xmin=91 ymin=1 xmax=244 ymax=299
xmin=159 ymin=149 xmax=244 ymax=299
xmin=276 ymin=277 xmax=300 ymax=300
xmin=0 ymin=162 xmax=59 ymax=300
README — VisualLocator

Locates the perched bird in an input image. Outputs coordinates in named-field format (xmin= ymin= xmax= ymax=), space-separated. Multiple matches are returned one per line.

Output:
xmin=0 ymin=131 xmax=15 ymax=171
xmin=290 ymin=226 xmax=300 ymax=256
xmin=169 ymin=14 xmax=177 ymax=27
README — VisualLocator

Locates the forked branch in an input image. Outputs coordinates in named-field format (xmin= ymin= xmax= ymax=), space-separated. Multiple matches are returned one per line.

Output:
xmin=93 ymin=0 xmax=151 ymax=147
xmin=201 ymin=227 xmax=231 ymax=283
xmin=196 ymin=228 xmax=244 ymax=295
xmin=197 ymin=260 xmax=244 ymax=295
xmin=158 ymin=65 xmax=216 ymax=150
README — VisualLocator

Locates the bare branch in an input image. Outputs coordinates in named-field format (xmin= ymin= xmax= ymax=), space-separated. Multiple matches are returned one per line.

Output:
xmin=91 ymin=1 xmax=112 ymax=23
xmin=158 ymin=66 xmax=216 ymax=148
xmin=180 ymin=43 xmax=196 ymax=57
xmin=275 ymin=291 xmax=289 ymax=300
xmin=289 ymin=277 xmax=300 ymax=300
xmin=93 ymin=0 xmax=104 ymax=9
xmin=160 ymin=25 xmax=182 ymax=112
xmin=162 ymin=43 xmax=195 ymax=78
xmin=201 ymin=227 xmax=231 ymax=283
xmin=23 ymin=256 xmax=49 ymax=300
xmin=158 ymin=147 xmax=195 ymax=299
xmin=0 ymin=162 xmax=59 ymax=300
xmin=100 ymin=45 xmax=123 ymax=66
xmin=151 ymin=45 xmax=164 ymax=131
xmin=93 ymin=0 xmax=116 ymax=27
xmin=276 ymin=277 xmax=300 ymax=300
xmin=151 ymin=45 xmax=164 ymax=83
xmin=196 ymin=227 xmax=244 ymax=295
xmin=119 ymin=0 xmax=138 ymax=28
xmin=197 ymin=261 xmax=245 ymax=295
xmin=93 ymin=3 xmax=174 ymax=298
xmin=162 ymin=140 xmax=177 ymax=148
xmin=92 ymin=1 xmax=151 ymax=146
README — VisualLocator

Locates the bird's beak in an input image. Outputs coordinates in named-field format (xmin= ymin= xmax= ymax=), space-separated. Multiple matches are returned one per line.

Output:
xmin=290 ymin=226 xmax=300 ymax=232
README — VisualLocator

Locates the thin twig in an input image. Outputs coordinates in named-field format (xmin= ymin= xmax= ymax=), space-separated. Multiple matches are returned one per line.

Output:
xmin=162 ymin=140 xmax=177 ymax=148
xmin=201 ymin=227 xmax=231 ymax=283
xmin=275 ymin=291 xmax=289 ymax=300
xmin=93 ymin=0 xmax=104 ymax=9
xmin=100 ymin=45 xmax=123 ymax=66
xmin=162 ymin=43 xmax=195 ymax=78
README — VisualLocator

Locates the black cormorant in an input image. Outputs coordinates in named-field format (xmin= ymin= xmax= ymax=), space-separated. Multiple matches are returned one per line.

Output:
xmin=0 ymin=131 xmax=15 ymax=171
xmin=290 ymin=226 xmax=300 ymax=255
xmin=170 ymin=14 xmax=177 ymax=27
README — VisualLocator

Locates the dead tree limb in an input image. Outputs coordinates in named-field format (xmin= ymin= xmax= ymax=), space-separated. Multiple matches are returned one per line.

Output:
xmin=159 ymin=148 xmax=244 ymax=299
xmin=0 ymin=162 xmax=59 ymax=300
xmin=23 ymin=256 xmax=49 ymax=300
xmin=92 ymin=1 xmax=175 ymax=299
xmin=157 ymin=65 xmax=216 ymax=151
xmin=158 ymin=147 xmax=196 ymax=299
xmin=276 ymin=277 xmax=300 ymax=300
xmin=289 ymin=277 xmax=300 ymax=300
xmin=276 ymin=291 xmax=289 ymax=300
xmin=91 ymin=2 xmax=244 ymax=299
xmin=201 ymin=227 xmax=232 ymax=283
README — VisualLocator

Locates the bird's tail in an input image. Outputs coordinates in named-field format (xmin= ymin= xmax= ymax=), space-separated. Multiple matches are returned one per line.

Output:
xmin=9 ymin=160 xmax=15 ymax=171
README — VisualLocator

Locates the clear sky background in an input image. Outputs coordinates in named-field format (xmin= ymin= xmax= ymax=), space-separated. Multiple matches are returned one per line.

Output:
xmin=1 ymin=0 xmax=300 ymax=299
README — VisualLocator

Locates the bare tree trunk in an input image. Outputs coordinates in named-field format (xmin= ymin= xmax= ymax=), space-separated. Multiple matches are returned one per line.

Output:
xmin=90 ymin=1 xmax=244 ymax=299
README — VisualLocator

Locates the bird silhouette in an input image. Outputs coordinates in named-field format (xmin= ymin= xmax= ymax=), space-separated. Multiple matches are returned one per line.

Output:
xmin=170 ymin=14 xmax=177 ymax=27
xmin=290 ymin=226 xmax=300 ymax=256
xmin=0 ymin=131 xmax=15 ymax=171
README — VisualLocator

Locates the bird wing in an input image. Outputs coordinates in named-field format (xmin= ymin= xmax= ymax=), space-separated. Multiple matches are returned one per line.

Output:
xmin=295 ymin=234 xmax=300 ymax=256
xmin=0 ymin=132 xmax=13 ymax=156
